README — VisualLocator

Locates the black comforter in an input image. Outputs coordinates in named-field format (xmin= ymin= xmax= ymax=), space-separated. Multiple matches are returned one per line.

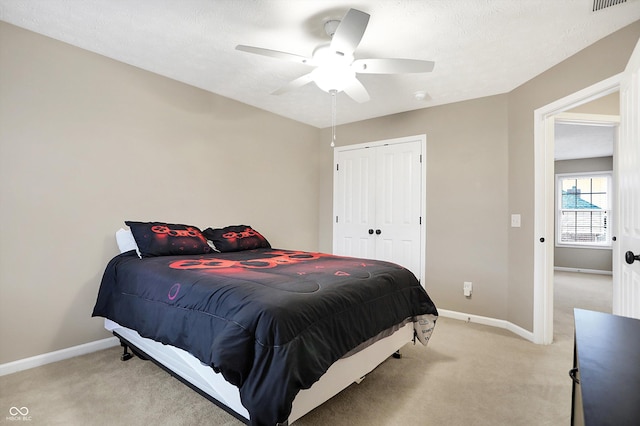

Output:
xmin=92 ymin=248 xmax=437 ymax=425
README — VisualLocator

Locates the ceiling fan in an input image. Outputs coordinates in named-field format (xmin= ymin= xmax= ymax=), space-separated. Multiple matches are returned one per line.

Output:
xmin=236 ymin=8 xmax=435 ymax=103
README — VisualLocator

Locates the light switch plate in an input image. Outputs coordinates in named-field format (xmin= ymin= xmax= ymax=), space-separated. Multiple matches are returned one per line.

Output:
xmin=464 ymin=281 xmax=472 ymax=297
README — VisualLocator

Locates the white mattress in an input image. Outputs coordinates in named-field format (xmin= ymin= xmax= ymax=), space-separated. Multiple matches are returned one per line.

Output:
xmin=106 ymin=318 xmax=414 ymax=424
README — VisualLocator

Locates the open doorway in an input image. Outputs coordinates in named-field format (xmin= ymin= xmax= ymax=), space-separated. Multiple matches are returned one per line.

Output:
xmin=552 ymin=110 xmax=618 ymax=342
xmin=533 ymin=74 xmax=622 ymax=344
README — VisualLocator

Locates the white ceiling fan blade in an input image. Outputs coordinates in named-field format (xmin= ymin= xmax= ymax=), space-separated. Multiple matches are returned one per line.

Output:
xmin=271 ymin=73 xmax=315 ymax=95
xmin=342 ymin=77 xmax=370 ymax=103
xmin=330 ymin=9 xmax=370 ymax=57
xmin=236 ymin=45 xmax=312 ymax=65
xmin=352 ymin=58 xmax=435 ymax=74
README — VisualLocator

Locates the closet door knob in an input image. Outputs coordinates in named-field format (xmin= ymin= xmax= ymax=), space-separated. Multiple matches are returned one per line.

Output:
xmin=375 ymin=229 xmax=382 ymax=235
xmin=625 ymin=251 xmax=640 ymax=265
xmin=368 ymin=229 xmax=374 ymax=235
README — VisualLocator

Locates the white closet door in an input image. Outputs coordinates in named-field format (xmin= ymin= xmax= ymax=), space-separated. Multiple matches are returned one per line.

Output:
xmin=334 ymin=147 xmax=376 ymax=259
xmin=334 ymin=139 xmax=423 ymax=279
xmin=375 ymin=141 xmax=422 ymax=277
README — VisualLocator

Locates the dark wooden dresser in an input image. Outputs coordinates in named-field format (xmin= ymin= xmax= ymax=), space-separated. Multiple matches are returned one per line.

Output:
xmin=571 ymin=308 xmax=640 ymax=425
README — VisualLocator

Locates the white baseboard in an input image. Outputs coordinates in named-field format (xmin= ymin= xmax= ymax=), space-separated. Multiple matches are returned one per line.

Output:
xmin=1 ymin=310 xmax=538 ymax=376
xmin=438 ymin=309 xmax=535 ymax=343
xmin=0 ymin=337 xmax=120 ymax=377
xmin=554 ymin=266 xmax=612 ymax=275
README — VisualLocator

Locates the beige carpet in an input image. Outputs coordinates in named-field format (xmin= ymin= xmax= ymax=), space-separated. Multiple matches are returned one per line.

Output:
xmin=553 ymin=270 xmax=612 ymax=343
xmin=0 ymin=272 xmax=610 ymax=425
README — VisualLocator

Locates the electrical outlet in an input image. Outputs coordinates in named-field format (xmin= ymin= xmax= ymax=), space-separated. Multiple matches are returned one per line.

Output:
xmin=464 ymin=281 xmax=472 ymax=297
xmin=511 ymin=214 xmax=521 ymax=228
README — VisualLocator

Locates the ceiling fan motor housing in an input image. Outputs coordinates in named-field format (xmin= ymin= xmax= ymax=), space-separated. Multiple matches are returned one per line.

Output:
xmin=324 ymin=20 xmax=340 ymax=37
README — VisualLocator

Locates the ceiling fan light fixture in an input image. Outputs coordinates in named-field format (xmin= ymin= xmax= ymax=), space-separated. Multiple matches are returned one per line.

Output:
xmin=312 ymin=44 xmax=353 ymax=66
xmin=311 ymin=65 xmax=354 ymax=93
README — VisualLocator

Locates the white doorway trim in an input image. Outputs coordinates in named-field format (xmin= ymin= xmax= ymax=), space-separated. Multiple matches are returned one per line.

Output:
xmin=533 ymin=74 xmax=622 ymax=344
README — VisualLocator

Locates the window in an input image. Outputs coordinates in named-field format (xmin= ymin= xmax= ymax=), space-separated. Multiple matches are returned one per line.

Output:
xmin=556 ymin=172 xmax=612 ymax=248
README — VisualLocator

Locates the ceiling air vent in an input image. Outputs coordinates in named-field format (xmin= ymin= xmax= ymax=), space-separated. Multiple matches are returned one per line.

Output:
xmin=592 ymin=0 xmax=627 ymax=12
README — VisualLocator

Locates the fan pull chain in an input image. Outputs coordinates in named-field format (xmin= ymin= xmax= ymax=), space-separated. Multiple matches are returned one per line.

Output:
xmin=331 ymin=90 xmax=337 ymax=147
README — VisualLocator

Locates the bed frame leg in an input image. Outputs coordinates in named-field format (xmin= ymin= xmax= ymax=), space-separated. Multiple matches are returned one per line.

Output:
xmin=120 ymin=341 xmax=133 ymax=361
xmin=392 ymin=350 xmax=402 ymax=359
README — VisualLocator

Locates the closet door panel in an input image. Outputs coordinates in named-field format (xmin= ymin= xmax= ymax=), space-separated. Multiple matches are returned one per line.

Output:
xmin=334 ymin=148 xmax=376 ymax=259
xmin=375 ymin=142 xmax=422 ymax=278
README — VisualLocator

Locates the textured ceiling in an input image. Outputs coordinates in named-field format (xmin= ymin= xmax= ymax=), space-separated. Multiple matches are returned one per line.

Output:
xmin=1 ymin=0 xmax=639 ymax=128
xmin=555 ymin=122 xmax=616 ymax=160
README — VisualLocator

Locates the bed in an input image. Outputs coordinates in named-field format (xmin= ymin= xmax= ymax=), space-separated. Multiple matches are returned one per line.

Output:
xmin=92 ymin=222 xmax=438 ymax=426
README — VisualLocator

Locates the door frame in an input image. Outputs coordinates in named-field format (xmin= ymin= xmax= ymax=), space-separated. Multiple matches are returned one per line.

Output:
xmin=333 ymin=134 xmax=427 ymax=285
xmin=533 ymin=74 xmax=622 ymax=344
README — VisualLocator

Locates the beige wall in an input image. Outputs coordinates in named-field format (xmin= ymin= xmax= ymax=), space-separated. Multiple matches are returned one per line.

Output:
xmin=506 ymin=21 xmax=639 ymax=330
xmin=319 ymin=21 xmax=639 ymax=332
xmin=554 ymin=157 xmax=614 ymax=272
xmin=1 ymin=19 xmax=638 ymax=365
xmin=569 ymin=91 xmax=619 ymax=114
xmin=0 ymin=22 xmax=321 ymax=364
xmin=319 ymin=95 xmax=510 ymax=320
